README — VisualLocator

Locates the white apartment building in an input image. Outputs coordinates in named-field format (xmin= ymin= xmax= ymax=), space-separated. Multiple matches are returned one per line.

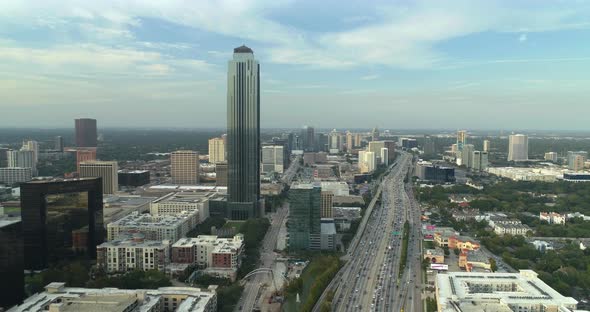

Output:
xmin=0 ymin=167 xmax=32 ymax=185
xmin=149 ymin=192 xmax=210 ymax=222
xmin=7 ymin=150 xmax=37 ymax=176
xmin=107 ymin=211 xmax=199 ymax=242
xmin=436 ymin=270 xmax=577 ymax=312
xmin=96 ymin=234 xmax=170 ymax=273
xmin=539 ymin=211 xmax=566 ymax=225
xmin=8 ymin=282 xmax=217 ymax=312
xmin=358 ymin=150 xmax=376 ymax=173
xmin=79 ymin=160 xmax=119 ymax=194
xmin=508 ymin=134 xmax=529 ymax=161
xmin=261 ymin=145 xmax=285 ymax=174
xmin=493 ymin=223 xmax=532 ymax=236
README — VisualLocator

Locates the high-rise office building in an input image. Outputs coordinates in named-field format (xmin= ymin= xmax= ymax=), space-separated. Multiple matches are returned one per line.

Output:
xmin=288 ymin=183 xmax=321 ymax=250
xmin=380 ymin=148 xmax=389 ymax=166
xmin=227 ymin=45 xmax=260 ymax=220
xmin=76 ymin=149 xmax=97 ymax=172
xmin=0 ymin=147 xmax=8 ymax=167
xmin=328 ymin=129 xmax=342 ymax=152
xmin=544 ymin=152 xmax=558 ymax=162
xmin=75 ymin=118 xmax=98 ymax=148
xmin=320 ymin=191 xmax=334 ymax=218
xmin=354 ymin=133 xmax=362 ymax=148
xmin=368 ymin=141 xmax=385 ymax=164
xmin=215 ymin=162 xmax=228 ymax=187
xmin=423 ymin=135 xmax=435 ymax=155
xmin=383 ymin=140 xmax=396 ymax=164
xmin=170 ymin=150 xmax=199 ymax=185
xmin=261 ymin=145 xmax=285 ymax=174
xmin=20 ymin=178 xmax=104 ymax=270
xmin=472 ymin=151 xmax=489 ymax=171
xmin=208 ymin=137 xmax=226 ymax=164
xmin=346 ymin=131 xmax=353 ymax=152
xmin=0 ymin=215 xmax=23 ymax=309
xmin=21 ymin=140 xmax=39 ymax=163
xmin=79 ymin=161 xmax=119 ymax=194
xmin=461 ymin=144 xmax=475 ymax=168
xmin=358 ymin=151 xmax=376 ymax=173
xmin=316 ymin=133 xmax=328 ymax=152
xmin=302 ymin=126 xmax=315 ymax=152
xmin=483 ymin=140 xmax=491 ymax=152
xmin=54 ymin=136 xmax=64 ymax=152
xmin=457 ymin=130 xmax=467 ymax=151
xmin=567 ymin=151 xmax=588 ymax=171
xmin=508 ymin=134 xmax=529 ymax=161
xmin=371 ymin=127 xmax=379 ymax=141
xmin=7 ymin=150 xmax=36 ymax=176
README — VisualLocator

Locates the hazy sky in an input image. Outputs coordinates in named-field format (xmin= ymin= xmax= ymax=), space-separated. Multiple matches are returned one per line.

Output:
xmin=1 ymin=0 xmax=590 ymax=130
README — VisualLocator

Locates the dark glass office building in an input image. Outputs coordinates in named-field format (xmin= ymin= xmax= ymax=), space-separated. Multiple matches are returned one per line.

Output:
xmin=118 ymin=170 xmax=150 ymax=187
xmin=287 ymin=183 xmax=321 ymax=250
xmin=226 ymin=45 xmax=261 ymax=220
xmin=75 ymin=118 xmax=98 ymax=148
xmin=21 ymin=178 xmax=103 ymax=270
xmin=0 ymin=217 xmax=24 ymax=308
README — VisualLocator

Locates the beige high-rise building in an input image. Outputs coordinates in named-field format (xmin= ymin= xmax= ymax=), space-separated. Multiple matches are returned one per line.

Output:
xmin=320 ymin=191 xmax=334 ymax=218
xmin=572 ymin=155 xmax=586 ymax=171
xmin=171 ymin=150 xmax=199 ymax=185
xmin=457 ymin=130 xmax=467 ymax=150
xmin=508 ymin=134 xmax=528 ymax=161
xmin=346 ymin=132 xmax=353 ymax=152
xmin=21 ymin=140 xmax=39 ymax=162
xmin=208 ymin=137 xmax=226 ymax=164
xmin=483 ymin=140 xmax=490 ymax=152
xmin=79 ymin=160 xmax=118 ymax=194
xmin=354 ymin=133 xmax=361 ymax=147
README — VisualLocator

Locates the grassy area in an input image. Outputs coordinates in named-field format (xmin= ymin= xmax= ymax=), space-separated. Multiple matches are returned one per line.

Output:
xmin=283 ymin=255 xmax=341 ymax=312
xmin=223 ymin=220 xmax=245 ymax=231
xmin=2 ymin=206 xmax=20 ymax=214
xmin=399 ymin=221 xmax=410 ymax=278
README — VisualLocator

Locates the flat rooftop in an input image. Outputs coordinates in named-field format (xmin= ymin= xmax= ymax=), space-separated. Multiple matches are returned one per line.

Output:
xmin=436 ymin=270 xmax=578 ymax=312
xmin=152 ymin=192 xmax=213 ymax=204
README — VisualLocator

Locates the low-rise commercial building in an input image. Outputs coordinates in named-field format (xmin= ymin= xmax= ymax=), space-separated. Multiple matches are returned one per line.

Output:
xmin=118 ymin=170 xmax=150 ymax=187
xmin=96 ymin=234 xmax=170 ymax=273
xmin=436 ymin=270 xmax=577 ymax=312
xmin=415 ymin=161 xmax=455 ymax=183
xmin=107 ymin=211 xmax=199 ymax=242
xmin=424 ymin=248 xmax=444 ymax=264
xmin=8 ymin=282 xmax=217 ymax=312
xmin=458 ymin=250 xmax=491 ymax=272
xmin=332 ymin=207 xmax=361 ymax=231
xmin=149 ymin=192 xmax=210 ymax=222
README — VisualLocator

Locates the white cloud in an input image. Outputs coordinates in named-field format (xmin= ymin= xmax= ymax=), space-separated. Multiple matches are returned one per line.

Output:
xmin=519 ymin=33 xmax=527 ymax=42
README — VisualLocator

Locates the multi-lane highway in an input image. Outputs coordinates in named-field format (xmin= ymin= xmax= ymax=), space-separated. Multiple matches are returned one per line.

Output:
xmin=315 ymin=152 xmax=424 ymax=312
xmin=235 ymin=205 xmax=288 ymax=312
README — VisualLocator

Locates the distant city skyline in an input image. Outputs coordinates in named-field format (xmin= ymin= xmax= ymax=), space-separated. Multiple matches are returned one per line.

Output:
xmin=1 ymin=1 xmax=590 ymax=129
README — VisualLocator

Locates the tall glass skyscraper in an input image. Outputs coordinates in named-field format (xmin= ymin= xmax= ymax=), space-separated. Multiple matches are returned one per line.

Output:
xmin=227 ymin=45 xmax=260 ymax=220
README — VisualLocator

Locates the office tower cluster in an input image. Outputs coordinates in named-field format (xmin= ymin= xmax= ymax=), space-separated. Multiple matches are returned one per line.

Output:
xmin=357 ymin=140 xmax=394 ymax=173
xmin=452 ymin=130 xmax=488 ymax=171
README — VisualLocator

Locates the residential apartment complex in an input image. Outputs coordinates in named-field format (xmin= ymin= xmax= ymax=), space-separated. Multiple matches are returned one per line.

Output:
xmin=96 ymin=234 xmax=170 ymax=273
